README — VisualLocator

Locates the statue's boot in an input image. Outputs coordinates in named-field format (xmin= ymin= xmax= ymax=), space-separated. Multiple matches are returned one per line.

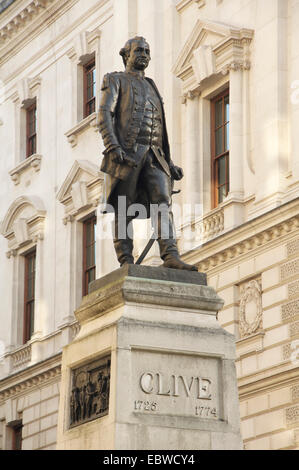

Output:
xmin=163 ymin=253 xmax=198 ymax=272
xmin=120 ymin=257 xmax=134 ymax=267
xmin=114 ymin=216 xmax=135 ymax=267
xmin=155 ymin=207 xmax=198 ymax=272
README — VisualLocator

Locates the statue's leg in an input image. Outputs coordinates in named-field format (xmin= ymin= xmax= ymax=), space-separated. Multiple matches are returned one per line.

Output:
xmin=140 ymin=152 xmax=198 ymax=271
xmin=110 ymin=167 xmax=142 ymax=266
xmin=113 ymin=213 xmax=135 ymax=266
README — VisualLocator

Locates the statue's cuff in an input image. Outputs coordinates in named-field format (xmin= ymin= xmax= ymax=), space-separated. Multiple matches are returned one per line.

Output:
xmin=103 ymin=144 xmax=121 ymax=155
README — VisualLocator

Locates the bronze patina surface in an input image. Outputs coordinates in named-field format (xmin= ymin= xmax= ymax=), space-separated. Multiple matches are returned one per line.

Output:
xmin=98 ymin=37 xmax=197 ymax=271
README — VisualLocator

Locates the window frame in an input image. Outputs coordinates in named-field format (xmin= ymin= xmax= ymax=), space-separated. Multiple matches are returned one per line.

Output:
xmin=26 ymin=101 xmax=37 ymax=159
xmin=11 ymin=422 xmax=23 ymax=450
xmin=23 ymin=249 xmax=36 ymax=344
xmin=82 ymin=214 xmax=97 ymax=296
xmin=211 ymin=88 xmax=230 ymax=208
xmin=83 ymin=59 xmax=96 ymax=119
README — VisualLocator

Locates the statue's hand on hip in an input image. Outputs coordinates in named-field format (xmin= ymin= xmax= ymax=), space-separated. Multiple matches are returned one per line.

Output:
xmin=170 ymin=164 xmax=184 ymax=181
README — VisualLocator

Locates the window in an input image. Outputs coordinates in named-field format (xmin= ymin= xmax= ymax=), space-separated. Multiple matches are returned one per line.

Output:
xmin=11 ymin=422 xmax=23 ymax=450
xmin=26 ymin=101 xmax=37 ymax=158
xmin=83 ymin=215 xmax=97 ymax=296
xmin=211 ymin=90 xmax=229 ymax=207
xmin=23 ymin=249 xmax=36 ymax=344
xmin=84 ymin=60 xmax=96 ymax=118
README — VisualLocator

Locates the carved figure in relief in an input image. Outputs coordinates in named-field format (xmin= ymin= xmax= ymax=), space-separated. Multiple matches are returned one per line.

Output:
xmin=86 ymin=378 xmax=95 ymax=418
xmin=99 ymin=37 xmax=197 ymax=271
xmin=70 ymin=358 xmax=111 ymax=427
xmin=70 ymin=389 xmax=76 ymax=425
xmin=74 ymin=387 xmax=81 ymax=422
xmin=80 ymin=385 xmax=87 ymax=420
xmin=100 ymin=373 xmax=110 ymax=412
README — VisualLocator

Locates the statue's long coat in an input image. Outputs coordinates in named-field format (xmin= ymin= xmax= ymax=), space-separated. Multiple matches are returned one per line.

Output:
xmin=98 ymin=71 xmax=172 ymax=217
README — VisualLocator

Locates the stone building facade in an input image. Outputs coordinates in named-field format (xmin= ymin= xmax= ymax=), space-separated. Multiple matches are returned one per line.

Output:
xmin=0 ymin=0 xmax=298 ymax=450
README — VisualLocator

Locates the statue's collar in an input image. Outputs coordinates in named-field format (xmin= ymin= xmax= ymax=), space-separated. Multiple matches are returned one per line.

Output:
xmin=126 ymin=70 xmax=145 ymax=79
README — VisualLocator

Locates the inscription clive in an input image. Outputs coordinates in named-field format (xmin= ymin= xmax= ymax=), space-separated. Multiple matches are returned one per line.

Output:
xmin=140 ymin=372 xmax=212 ymax=400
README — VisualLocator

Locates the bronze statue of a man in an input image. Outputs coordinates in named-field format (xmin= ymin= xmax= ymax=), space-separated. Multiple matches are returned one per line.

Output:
xmin=99 ymin=36 xmax=197 ymax=271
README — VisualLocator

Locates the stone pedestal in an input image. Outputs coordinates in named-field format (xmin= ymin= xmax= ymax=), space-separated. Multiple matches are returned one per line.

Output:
xmin=57 ymin=266 xmax=242 ymax=450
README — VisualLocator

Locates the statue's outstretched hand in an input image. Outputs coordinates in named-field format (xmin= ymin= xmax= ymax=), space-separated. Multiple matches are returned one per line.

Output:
xmin=170 ymin=163 xmax=184 ymax=181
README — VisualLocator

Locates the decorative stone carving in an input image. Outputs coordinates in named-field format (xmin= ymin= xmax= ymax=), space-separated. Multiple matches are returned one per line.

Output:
xmin=0 ymin=364 xmax=61 ymax=401
xmin=197 ymin=215 xmax=299 ymax=273
xmin=66 ymin=28 xmax=101 ymax=64
xmin=9 ymin=154 xmax=42 ymax=185
xmin=16 ymin=76 xmax=41 ymax=106
xmin=0 ymin=0 xmax=55 ymax=45
xmin=57 ymin=160 xmax=103 ymax=221
xmin=286 ymin=405 xmax=299 ymax=425
xmin=282 ymin=300 xmax=299 ymax=322
xmin=290 ymin=321 xmax=299 ymax=338
xmin=10 ymin=344 xmax=32 ymax=370
xmin=71 ymin=322 xmax=81 ymax=341
xmin=239 ymin=279 xmax=262 ymax=338
xmin=191 ymin=45 xmax=215 ymax=83
xmin=70 ymin=356 xmax=111 ymax=428
xmin=292 ymin=385 xmax=299 ymax=401
xmin=65 ymin=112 xmax=98 ymax=147
xmin=195 ymin=207 xmax=224 ymax=243
xmin=173 ymin=18 xmax=254 ymax=90
xmin=287 ymin=238 xmax=299 ymax=257
xmin=195 ymin=0 xmax=206 ymax=8
xmin=283 ymin=343 xmax=292 ymax=361
xmin=70 ymin=181 xmax=89 ymax=211
xmin=281 ymin=258 xmax=299 ymax=280
xmin=289 ymin=281 xmax=299 ymax=299
xmin=13 ymin=218 xmax=29 ymax=246
xmin=1 ymin=196 xmax=46 ymax=252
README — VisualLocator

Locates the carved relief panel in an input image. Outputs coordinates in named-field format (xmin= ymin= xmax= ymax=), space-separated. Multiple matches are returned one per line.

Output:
xmin=239 ymin=279 xmax=263 ymax=338
xmin=70 ymin=356 xmax=111 ymax=428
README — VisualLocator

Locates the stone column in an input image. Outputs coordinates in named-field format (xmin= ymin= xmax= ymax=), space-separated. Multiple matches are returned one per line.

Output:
xmin=184 ymin=91 xmax=201 ymax=218
xmin=12 ymin=94 xmax=21 ymax=167
xmin=7 ymin=251 xmax=21 ymax=350
xmin=222 ymin=66 xmax=245 ymax=230
xmin=59 ymin=216 xmax=77 ymax=326
xmin=180 ymin=92 xmax=201 ymax=253
xmin=229 ymin=67 xmax=244 ymax=198
xmin=31 ymin=236 xmax=44 ymax=340
xmin=57 ymin=265 xmax=242 ymax=450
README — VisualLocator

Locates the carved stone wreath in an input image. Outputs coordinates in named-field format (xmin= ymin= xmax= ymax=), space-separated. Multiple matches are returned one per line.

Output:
xmin=239 ymin=279 xmax=263 ymax=337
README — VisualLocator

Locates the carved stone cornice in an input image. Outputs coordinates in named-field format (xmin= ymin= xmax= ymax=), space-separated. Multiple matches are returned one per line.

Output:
xmin=181 ymin=87 xmax=201 ymax=103
xmin=0 ymin=359 xmax=61 ymax=401
xmin=196 ymin=215 xmax=299 ymax=272
xmin=65 ymin=112 xmax=98 ymax=147
xmin=0 ymin=0 xmax=54 ymax=44
xmin=9 ymin=153 xmax=42 ymax=185
xmin=182 ymin=199 xmax=299 ymax=273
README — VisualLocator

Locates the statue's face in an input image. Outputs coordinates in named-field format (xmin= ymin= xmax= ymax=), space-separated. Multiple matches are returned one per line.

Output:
xmin=126 ymin=40 xmax=151 ymax=71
